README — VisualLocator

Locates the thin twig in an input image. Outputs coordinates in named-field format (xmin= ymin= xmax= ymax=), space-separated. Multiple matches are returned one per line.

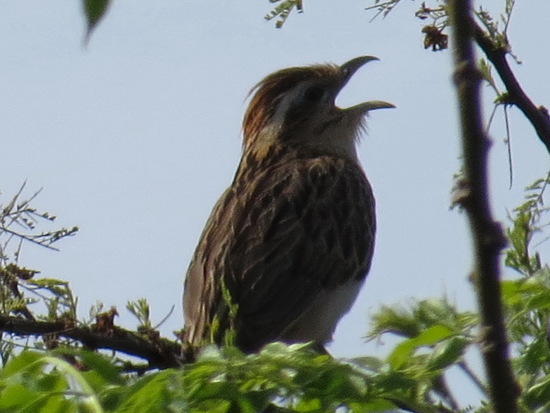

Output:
xmin=473 ymin=22 xmax=550 ymax=154
xmin=0 ymin=227 xmax=60 ymax=251
xmin=503 ymin=105 xmax=513 ymax=189
xmin=458 ymin=360 xmax=487 ymax=395
xmin=447 ymin=1 xmax=519 ymax=412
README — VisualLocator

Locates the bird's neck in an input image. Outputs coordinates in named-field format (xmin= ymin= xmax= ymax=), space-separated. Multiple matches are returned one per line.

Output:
xmin=234 ymin=140 xmax=360 ymax=184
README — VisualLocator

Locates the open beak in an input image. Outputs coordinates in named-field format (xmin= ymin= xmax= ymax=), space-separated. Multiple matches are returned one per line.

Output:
xmin=338 ymin=56 xmax=395 ymax=112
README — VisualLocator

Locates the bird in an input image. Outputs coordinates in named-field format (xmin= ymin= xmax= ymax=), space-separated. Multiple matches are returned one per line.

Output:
xmin=182 ymin=56 xmax=393 ymax=354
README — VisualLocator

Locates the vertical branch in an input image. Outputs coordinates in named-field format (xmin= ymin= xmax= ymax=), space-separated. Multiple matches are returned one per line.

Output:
xmin=447 ymin=1 xmax=519 ymax=412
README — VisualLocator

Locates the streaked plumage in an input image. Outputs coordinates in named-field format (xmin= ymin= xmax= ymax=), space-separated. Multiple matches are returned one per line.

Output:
xmin=183 ymin=56 xmax=393 ymax=353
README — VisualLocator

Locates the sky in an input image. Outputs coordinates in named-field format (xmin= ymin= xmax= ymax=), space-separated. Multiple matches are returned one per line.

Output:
xmin=1 ymin=0 xmax=549 ymax=407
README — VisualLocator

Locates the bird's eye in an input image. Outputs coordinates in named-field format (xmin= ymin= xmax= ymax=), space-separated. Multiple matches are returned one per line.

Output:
xmin=303 ymin=86 xmax=324 ymax=102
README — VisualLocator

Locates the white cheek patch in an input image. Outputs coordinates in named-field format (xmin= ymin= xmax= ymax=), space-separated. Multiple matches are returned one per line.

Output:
xmin=256 ymin=83 xmax=311 ymax=143
xmin=251 ymin=80 xmax=361 ymax=164
xmin=272 ymin=83 xmax=310 ymax=127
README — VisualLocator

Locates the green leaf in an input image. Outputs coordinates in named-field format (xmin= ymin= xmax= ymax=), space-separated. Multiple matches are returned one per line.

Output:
xmin=294 ymin=397 xmax=321 ymax=411
xmin=349 ymin=399 xmax=396 ymax=412
xmin=264 ymin=0 xmax=303 ymax=28
xmin=58 ymin=349 xmax=125 ymax=387
xmin=350 ymin=356 xmax=385 ymax=372
xmin=427 ymin=336 xmax=470 ymax=370
xmin=387 ymin=325 xmax=454 ymax=369
xmin=524 ymin=375 xmax=550 ymax=410
xmin=114 ymin=369 xmax=179 ymax=413
xmin=83 ymin=0 xmax=112 ymax=43
xmin=0 ymin=383 xmax=36 ymax=409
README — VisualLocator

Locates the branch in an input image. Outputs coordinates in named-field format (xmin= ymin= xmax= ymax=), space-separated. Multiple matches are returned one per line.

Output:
xmin=458 ymin=361 xmax=488 ymax=396
xmin=473 ymin=22 xmax=550 ymax=154
xmin=447 ymin=1 xmax=519 ymax=412
xmin=0 ymin=316 xmax=185 ymax=369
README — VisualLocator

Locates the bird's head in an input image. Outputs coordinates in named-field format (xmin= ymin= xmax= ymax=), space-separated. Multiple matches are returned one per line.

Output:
xmin=242 ymin=56 xmax=394 ymax=161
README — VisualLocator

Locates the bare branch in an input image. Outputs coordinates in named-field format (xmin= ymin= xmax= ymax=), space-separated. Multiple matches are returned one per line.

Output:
xmin=473 ymin=22 xmax=550 ymax=154
xmin=447 ymin=1 xmax=519 ymax=412
xmin=0 ymin=316 xmax=185 ymax=369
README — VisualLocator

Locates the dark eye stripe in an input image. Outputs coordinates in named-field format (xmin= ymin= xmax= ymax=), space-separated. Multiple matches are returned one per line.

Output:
xmin=304 ymin=86 xmax=324 ymax=102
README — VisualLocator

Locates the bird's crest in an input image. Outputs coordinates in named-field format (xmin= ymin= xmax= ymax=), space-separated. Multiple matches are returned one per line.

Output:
xmin=242 ymin=64 xmax=340 ymax=149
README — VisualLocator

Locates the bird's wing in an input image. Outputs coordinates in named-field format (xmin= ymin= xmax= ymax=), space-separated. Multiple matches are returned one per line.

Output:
xmin=183 ymin=155 xmax=375 ymax=352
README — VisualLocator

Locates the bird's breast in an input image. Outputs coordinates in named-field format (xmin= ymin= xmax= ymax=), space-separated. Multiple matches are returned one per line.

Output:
xmin=280 ymin=278 xmax=365 ymax=344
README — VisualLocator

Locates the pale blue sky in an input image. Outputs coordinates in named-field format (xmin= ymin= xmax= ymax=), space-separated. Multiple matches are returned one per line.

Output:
xmin=1 ymin=0 xmax=549 ymax=407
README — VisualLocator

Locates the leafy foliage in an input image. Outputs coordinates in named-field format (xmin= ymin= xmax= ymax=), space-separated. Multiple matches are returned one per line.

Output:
xmin=0 ymin=184 xmax=79 ymax=363
xmin=502 ymin=176 xmax=550 ymax=413
xmin=0 ymin=182 xmax=78 ymax=258
xmin=0 ymin=345 xmax=390 ymax=412
xmin=264 ymin=0 xmax=304 ymax=28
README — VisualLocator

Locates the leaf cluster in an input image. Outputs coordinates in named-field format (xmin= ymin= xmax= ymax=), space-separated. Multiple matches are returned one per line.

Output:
xmin=0 ymin=184 xmax=80 ymax=363
xmin=502 ymin=177 xmax=550 ymax=412
xmin=264 ymin=0 xmax=304 ymax=28
xmin=0 ymin=182 xmax=78 ymax=258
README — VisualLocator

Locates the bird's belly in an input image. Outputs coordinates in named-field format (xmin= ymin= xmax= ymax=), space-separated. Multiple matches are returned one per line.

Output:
xmin=280 ymin=279 xmax=364 ymax=344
